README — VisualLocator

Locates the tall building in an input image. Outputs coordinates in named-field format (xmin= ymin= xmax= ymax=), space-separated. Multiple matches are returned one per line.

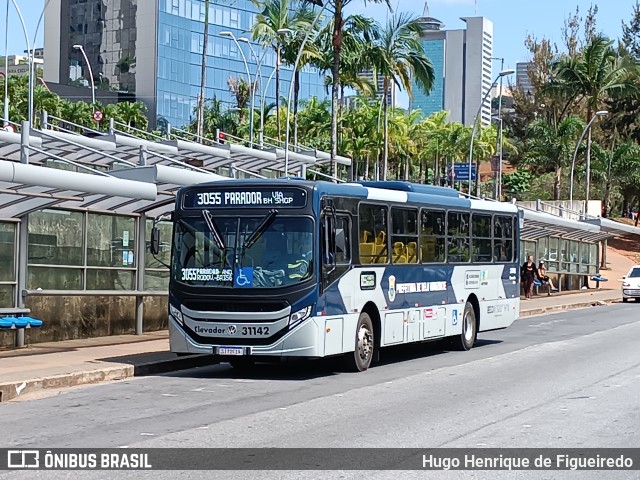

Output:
xmin=410 ymin=2 xmax=494 ymax=126
xmin=516 ymin=62 xmax=534 ymax=95
xmin=359 ymin=69 xmax=394 ymax=106
xmin=44 ymin=0 xmax=326 ymax=128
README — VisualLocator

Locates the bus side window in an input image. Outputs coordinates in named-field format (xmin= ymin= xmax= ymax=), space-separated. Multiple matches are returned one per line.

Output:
xmin=391 ymin=207 xmax=418 ymax=264
xmin=472 ymin=213 xmax=492 ymax=263
xmin=420 ymin=210 xmax=446 ymax=263
xmin=447 ymin=212 xmax=470 ymax=263
xmin=334 ymin=215 xmax=351 ymax=264
xmin=359 ymin=203 xmax=388 ymax=264
xmin=494 ymin=216 xmax=514 ymax=262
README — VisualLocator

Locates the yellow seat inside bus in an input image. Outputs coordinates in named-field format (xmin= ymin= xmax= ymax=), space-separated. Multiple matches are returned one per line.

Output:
xmin=360 ymin=230 xmax=387 ymax=264
xmin=393 ymin=242 xmax=407 ymax=264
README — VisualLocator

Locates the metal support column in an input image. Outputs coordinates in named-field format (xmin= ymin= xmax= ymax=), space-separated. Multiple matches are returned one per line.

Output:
xmin=139 ymin=145 xmax=147 ymax=166
xmin=15 ymin=217 xmax=28 ymax=347
xmin=135 ymin=213 xmax=146 ymax=335
xmin=20 ymin=120 xmax=29 ymax=164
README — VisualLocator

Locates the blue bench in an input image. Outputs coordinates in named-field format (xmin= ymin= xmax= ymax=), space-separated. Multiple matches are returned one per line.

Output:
xmin=0 ymin=316 xmax=43 ymax=329
xmin=591 ymin=275 xmax=608 ymax=289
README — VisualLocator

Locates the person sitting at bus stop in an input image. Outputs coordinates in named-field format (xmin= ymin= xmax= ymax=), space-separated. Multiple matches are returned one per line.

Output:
xmin=537 ymin=260 xmax=558 ymax=292
xmin=521 ymin=255 xmax=536 ymax=300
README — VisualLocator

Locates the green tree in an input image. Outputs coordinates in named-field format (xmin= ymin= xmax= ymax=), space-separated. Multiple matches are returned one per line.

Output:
xmin=552 ymin=35 xmax=638 ymax=207
xmin=369 ymin=12 xmax=435 ymax=180
xmin=325 ymin=0 xmax=390 ymax=179
xmin=252 ymin=0 xmax=314 ymax=142
xmin=622 ymin=1 xmax=640 ymax=61
xmin=523 ymin=115 xmax=584 ymax=200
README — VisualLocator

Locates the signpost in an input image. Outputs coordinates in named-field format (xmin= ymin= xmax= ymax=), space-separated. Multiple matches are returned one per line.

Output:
xmin=453 ymin=163 xmax=477 ymax=182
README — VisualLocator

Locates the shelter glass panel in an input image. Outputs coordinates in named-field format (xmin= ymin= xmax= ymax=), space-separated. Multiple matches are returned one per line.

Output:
xmin=0 ymin=223 xmax=15 ymax=282
xmin=27 ymin=267 xmax=83 ymax=290
xmin=145 ymin=220 xmax=172 ymax=269
xmin=145 ymin=270 xmax=170 ymax=291
xmin=87 ymin=214 xmax=137 ymax=267
xmin=0 ymin=284 xmax=13 ymax=308
xmin=28 ymin=210 xmax=84 ymax=266
xmin=547 ymin=237 xmax=559 ymax=272
xmin=86 ymin=269 xmax=135 ymax=290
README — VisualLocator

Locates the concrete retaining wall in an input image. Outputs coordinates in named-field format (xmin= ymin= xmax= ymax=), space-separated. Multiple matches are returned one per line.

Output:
xmin=0 ymin=296 xmax=167 ymax=347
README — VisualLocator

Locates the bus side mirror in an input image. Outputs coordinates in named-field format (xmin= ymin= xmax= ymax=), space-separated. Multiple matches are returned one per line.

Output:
xmin=150 ymin=226 xmax=161 ymax=255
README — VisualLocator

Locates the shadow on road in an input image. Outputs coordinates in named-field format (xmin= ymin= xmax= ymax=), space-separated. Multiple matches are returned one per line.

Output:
xmin=156 ymin=337 xmax=504 ymax=381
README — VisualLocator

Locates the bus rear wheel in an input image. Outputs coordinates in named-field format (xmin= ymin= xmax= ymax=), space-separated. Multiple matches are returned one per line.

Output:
xmin=454 ymin=302 xmax=477 ymax=351
xmin=343 ymin=312 xmax=374 ymax=372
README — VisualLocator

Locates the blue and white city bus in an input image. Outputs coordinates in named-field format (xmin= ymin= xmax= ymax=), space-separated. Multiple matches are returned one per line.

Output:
xmin=151 ymin=179 xmax=520 ymax=372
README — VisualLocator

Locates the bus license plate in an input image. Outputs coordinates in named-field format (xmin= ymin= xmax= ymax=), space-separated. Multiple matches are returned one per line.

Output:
xmin=219 ymin=347 xmax=244 ymax=356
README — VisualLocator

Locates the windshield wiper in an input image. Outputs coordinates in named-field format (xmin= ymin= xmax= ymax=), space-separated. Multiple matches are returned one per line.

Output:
xmin=242 ymin=209 xmax=278 ymax=250
xmin=202 ymin=209 xmax=226 ymax=251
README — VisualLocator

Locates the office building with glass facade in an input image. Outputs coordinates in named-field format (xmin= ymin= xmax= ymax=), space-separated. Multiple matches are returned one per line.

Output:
xmin=44 ymin=0 xmax=327 ymax=128
xmin=410 ymin=4 xmax=494 ymax=126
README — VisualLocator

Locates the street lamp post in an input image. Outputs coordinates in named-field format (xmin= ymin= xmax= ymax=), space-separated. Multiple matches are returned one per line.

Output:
xmin=73 ymin=44 xmax=95 ymax=105
xmin=467 ymin=68 xmax=514 ymax=196
xmin=569 ymin=110 xmax=608 ymax=215
xmin=492 ymin=57 xmax=505 ymax=200
xmin=238 ymin=37 xmax=266 ymax=147
xmin=260 ymin=67 xmax=277 ymax=146
xmin=284 ymin=3 xmax=328 ymax=177
xmin=220 ymin=32 xmax=253 ymax=146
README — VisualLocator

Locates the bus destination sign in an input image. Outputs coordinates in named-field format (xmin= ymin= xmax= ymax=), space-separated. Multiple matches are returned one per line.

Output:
xmin=183 ymin=188 xmax=307 ymax=209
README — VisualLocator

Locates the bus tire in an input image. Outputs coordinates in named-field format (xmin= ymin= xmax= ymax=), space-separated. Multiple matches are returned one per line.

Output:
xmin=454 ymin=302 xmax=477 ymax=351
xmin=343 ymin=312 xmax=375 ymax=372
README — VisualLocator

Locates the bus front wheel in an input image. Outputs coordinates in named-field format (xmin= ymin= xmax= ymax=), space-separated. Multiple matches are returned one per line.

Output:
xmin=454 ymin=302 xmax=477 ymax=351
xmin=343 ymin=312 xmax=375 ymax=372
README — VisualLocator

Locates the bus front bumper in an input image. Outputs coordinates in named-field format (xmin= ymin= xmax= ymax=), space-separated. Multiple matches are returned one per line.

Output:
xmin=168 ymin=316 xmax=324 ymax=357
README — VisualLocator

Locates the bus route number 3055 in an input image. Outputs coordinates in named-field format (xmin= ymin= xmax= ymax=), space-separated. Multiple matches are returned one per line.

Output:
xmin=243 ymin=326 xmax=269 ymax=336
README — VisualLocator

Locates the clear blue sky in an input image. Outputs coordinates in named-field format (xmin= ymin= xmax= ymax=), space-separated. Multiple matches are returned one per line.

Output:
xmin=2 ymin=0 xmax=636 ymax=107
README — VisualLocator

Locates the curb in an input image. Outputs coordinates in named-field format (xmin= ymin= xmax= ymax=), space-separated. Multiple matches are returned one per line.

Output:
xmin=0 ymin=354 xmax=219 ymax=403
xmin=519 ymin=298 xmax=618 ymax=318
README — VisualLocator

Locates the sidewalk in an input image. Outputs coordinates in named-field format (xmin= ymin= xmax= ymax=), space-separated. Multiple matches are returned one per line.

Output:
xmin=0 ymin=288 xmax=624 ymax=403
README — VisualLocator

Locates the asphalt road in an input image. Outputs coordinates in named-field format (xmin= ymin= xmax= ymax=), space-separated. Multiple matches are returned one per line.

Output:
xmin=2 ymin=303 xmax=640 ymax=480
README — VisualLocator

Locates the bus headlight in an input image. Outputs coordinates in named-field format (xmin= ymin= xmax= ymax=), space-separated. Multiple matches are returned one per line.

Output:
xmin=169 ymin=303 xmax=184 ymax=325
xmin=289 ymin=306 xmax=312 ymax=328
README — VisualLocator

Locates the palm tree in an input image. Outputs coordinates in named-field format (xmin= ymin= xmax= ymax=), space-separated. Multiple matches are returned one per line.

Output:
xmin=552 ymin=35 xmax=638 ymax=205
xmin=227 ymin=77 xmax=252 ymax=123
xmin=116 ymin=101 xmax=148 ymax=130
xmin=523 ymin=116 xmax=584 ymax=200
xmin=252 ymin=0 xmax=314 ymax=142
xmin=326 ymin=0 xmax=390 ymax=179
xmin=369 ymin=13 xmax=435 ymax=180
xmin=279 ymin=5 xmax=319 ymax=148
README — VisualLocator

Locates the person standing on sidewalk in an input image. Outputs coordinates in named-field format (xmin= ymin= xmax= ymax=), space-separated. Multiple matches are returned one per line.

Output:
xmin=521 ymin=255 xmax=536 ymax=300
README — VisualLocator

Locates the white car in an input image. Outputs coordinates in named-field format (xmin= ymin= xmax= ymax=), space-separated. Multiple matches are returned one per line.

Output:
xmin=622 ymin=266 xmax=640 ymax=302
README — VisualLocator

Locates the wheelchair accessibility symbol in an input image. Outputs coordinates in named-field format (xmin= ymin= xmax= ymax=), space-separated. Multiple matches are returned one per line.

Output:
xmin=234 ymin=267 xmax=254 ymax=288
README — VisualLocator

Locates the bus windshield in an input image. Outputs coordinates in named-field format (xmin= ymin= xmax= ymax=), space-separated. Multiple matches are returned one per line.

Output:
xmin=172 ymin=215 xmax=314 ymax=288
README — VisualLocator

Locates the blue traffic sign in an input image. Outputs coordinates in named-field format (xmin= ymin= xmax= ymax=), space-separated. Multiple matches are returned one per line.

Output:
xmin=451 ymin=163 xmax=477 ymax=182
